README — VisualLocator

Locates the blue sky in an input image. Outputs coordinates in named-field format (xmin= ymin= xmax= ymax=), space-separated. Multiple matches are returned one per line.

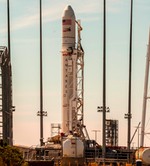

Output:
xmin=0 ymin=0 xmax=150 ymax=147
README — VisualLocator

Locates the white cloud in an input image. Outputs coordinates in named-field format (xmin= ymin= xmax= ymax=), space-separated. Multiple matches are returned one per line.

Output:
xmin=13 ymin=14 xmax=38 ymax=30
xmin=0 ymin=2 xmax=62 ymax=34
xmin=0 ymin=0 xmax=130 ymax=34
xmin=76 ymin=0 xmax=126 ymax=14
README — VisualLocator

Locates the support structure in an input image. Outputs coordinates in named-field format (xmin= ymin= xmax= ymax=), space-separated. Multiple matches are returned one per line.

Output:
xmin=140 ymin=31 xmax=150 ymax=147
xmin=37 ymin=0 xmax=47 ymax=146
xmin=0 ymin=46 xmax=14 ymax=145
xmin=124 ymin=0 xmax=133 ymax=163
xmin=67 ymin=20 xmax=85 ymax=138
xmin=105 ymin=119 xmax=118 ymax=146
xmin=73 ymin=20 xmax=85 ymax=137
xmin=102 ymin=0 xmax=106 ymax=159
xmin=127 ymin=0 xmax=133 ymax=154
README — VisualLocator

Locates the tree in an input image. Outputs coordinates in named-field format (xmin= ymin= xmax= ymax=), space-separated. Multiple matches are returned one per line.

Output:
xmin=0 ymin=144 xmax=24 ymax=166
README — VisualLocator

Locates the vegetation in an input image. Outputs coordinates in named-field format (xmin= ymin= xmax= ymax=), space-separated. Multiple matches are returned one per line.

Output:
xmin=0 ymin=141 xmax=25 ymax=166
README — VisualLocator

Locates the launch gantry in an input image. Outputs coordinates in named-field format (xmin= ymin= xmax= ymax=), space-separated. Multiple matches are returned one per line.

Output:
xmin=0 ymin=46 xmax=14 ymax=145
xmin=72 ymin=21 xmax=85 ymax=137
xmin=70 ymin=21 xmax=89 ymax=139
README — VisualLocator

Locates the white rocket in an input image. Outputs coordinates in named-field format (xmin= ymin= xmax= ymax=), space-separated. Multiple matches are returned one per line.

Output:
xmin=61 ymin=4 xmax=89 ymax=141
xmin=62 ymin=5 xmax=76 ymax=134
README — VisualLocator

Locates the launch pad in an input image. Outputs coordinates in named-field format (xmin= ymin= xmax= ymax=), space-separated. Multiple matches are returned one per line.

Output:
xmin=0 ymin=2 xmax=150 ymax=166
xmin=26 ymin=5 xmax=134 ymax=166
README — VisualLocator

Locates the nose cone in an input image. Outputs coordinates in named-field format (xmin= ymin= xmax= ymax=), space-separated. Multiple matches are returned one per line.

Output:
xmin=62 ymin=5 xmax=75 ymax=19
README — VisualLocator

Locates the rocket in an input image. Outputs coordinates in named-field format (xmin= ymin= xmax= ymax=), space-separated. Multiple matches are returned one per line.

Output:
xmin=61 ymin=7 xmax=85 ymax=165
xmin=61 ymin=5 xmax=85 ymax=139
xmin=62 ymin=5 xmax=77 ymax=134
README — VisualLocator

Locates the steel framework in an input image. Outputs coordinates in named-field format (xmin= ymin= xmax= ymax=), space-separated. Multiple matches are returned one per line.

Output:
xmin=0 ymin=46 xmax=14 ymax=145
xmin=105 ymin=119 xmax=118 ymax=146
xmin=70 ymin=21 xmax=89 ymax=140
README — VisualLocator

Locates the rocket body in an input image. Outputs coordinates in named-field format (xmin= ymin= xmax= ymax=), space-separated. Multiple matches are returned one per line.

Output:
xmin=61 ymin=9 xmax=86 ymax=165
xmin=62 ymin=5 xmax=76 ymax=134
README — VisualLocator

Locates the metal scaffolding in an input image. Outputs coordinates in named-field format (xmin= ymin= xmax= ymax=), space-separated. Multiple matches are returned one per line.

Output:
xmin=105 ymin=119 xmax=118 ymax=146
xmin=0 ymin=46 xmax=14 ymax=145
